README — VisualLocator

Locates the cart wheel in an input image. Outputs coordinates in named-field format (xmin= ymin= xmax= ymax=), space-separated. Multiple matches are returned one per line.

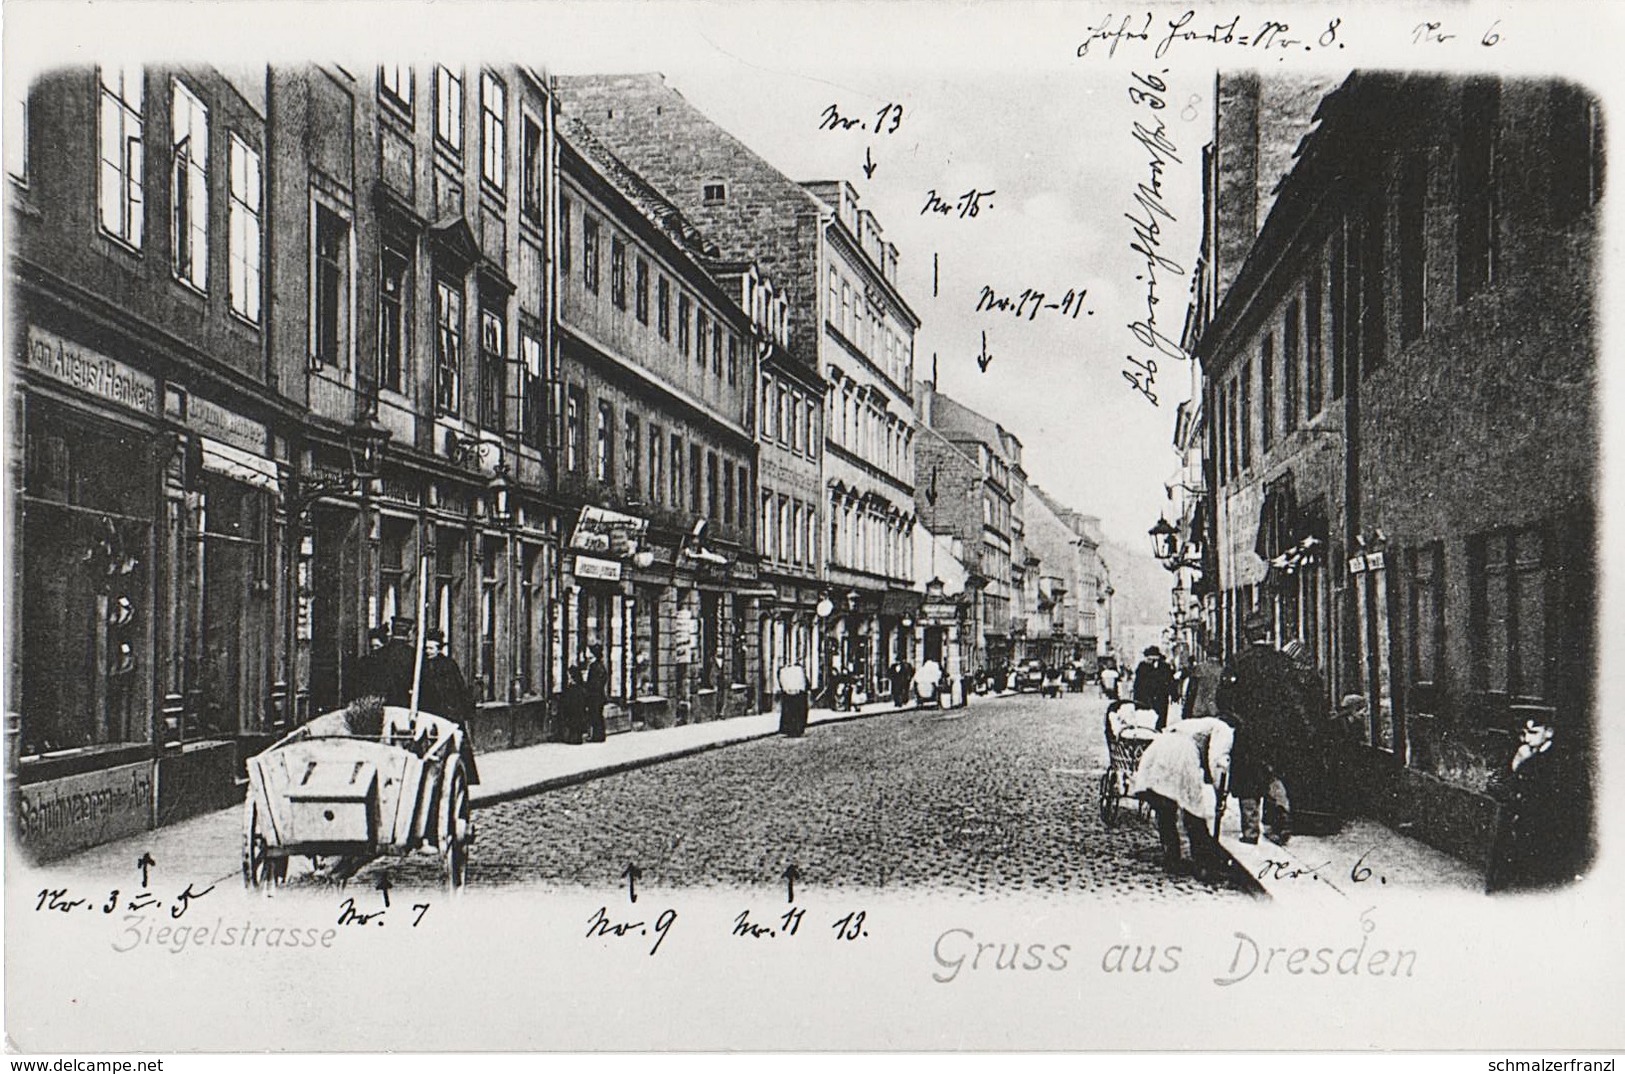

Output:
xmin=1099 ymin=772 xmax=1120 ymax=827
xmin=439 ymin=757 xmax=471 ymax=891
xmin=242 ymin=798 xmax=287 ymax=890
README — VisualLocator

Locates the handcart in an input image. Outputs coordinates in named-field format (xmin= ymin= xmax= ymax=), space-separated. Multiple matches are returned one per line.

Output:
xmin=242 ymin=702 xmax=473 ymax=891
xmin=1098 ymin=700 xmax=1157 ymax=827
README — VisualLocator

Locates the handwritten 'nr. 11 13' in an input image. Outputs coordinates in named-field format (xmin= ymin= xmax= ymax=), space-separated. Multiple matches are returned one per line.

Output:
xmin=820 ymin=103 xmax=905 ymax=135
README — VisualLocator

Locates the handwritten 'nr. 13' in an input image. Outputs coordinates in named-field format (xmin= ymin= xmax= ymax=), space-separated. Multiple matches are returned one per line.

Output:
xmin=820 ymin=103 xmax=905 ymax=135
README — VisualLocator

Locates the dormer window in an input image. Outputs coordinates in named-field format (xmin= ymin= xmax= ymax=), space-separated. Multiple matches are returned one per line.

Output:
xmin=703 ymin=182 xmax=725 ymax=205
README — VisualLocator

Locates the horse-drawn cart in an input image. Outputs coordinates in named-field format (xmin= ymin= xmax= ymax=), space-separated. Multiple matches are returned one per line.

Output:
xmin=242 ymin=703 xmax=472 ymax=891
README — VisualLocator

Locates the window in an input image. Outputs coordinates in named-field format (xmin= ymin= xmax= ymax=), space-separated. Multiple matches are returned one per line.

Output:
xmin=566 ymin=387 xmax=584 ymax=472
xmin=841 ymin=281 xmax=852 ymax=337
xmin=1259 ymin=334 xmax=1274 ymax=453
xmin=648 ymin=423 xmax=663 ymax=507
xmin=228 ymin=135 xmax=262 ymax=322
xmin=762 ymin=375 xmax=776 ymax=437
xmin=521 ymin=112 xmax=543 ymax=221
xmin=1407 ymin=542 xmax=1445 ymax=692
xmin=678 ymin=294 xmax=692 ymax=355
xmin=480 ymin=308 xmax=505 ymax=431
xmin=723 ymin=462 xmax=735 ymax=526
xmin=559 ymin=197 xmax=572 ymax=276
xmin=435 ymin=66 xmax=463 ymax=154
xmin=434 ymin=279 xmax=463 ymax=413
xmin=379 ymin=66 xmax=413 ymax=112
xmin=480 ymin=72 xmax=505 ymax=190
xmin=610 ymin=236 xmax=627 ymax=309
xmin=711 ymin=321 xmax=722 ymax=375
xmin=808 ymin=406 xmax=819 ymax=458
xmin=1239 ymin=362 xmax=1252 ymax=471
xmin=657 ymin=276 xmax=671 ymax=339
xmin=625 ymin=414 xmax=641 ymax=498
xmin=582 ymin=215 xmax=599 ymax=293
xmin=520 ymin=330 xmax=544 ymax=447
xmin=1471 ymin=526 xmax=1548 ymax=702
xmin=778 ymin=383 xmax=791 ymax=443
xmin=171 ymin=81 xmax=208 ymax=290
xmin=312 ymin=203 xmax=351 ymax=369
xmin=706 ymin=451 xmax=719 ymax=520
xmin=738 ymin=470 xmax=751 ymax=542
xmin=670 ymin=434 xmax=683 ymax=507
xmin=7 ymin=89 xmax=25 ymax=185
xmin=827 ymin=268 xmax=838 ymax=326
xmin=478 ymin=535 xmax=503 ymax=703
xmin=726 ymin=333 xmax=738 ymax=386
xmin=98 ymin=67 xmax=144 ymax=248
xmin=635 ymin=257 xmax=649 ymax=324
xmin=696 ymin=310 xmax=709 ymax=367
xmin=1305 ymin=266 xmax=1324 ymax=418
xmin=791 ymin=501 xmax=804 ymax=564
xmin=689 ymin=443 xmax=702 ymax=513
xmin=1283 ymin=302 xmax=1300 ymax=434
xmin=702 ymin=181 xmax=725 ymax=204
xmin=1361 ymin=201 xmax=1387 ymax=376
xmin=1398 ymin=152 xmax=1427 ymax=345
xmin=378 ymin=244 xmax=410 ymax=392
xmin=596 ymin=400 xmax=613 ymax=483
xmin=1457 ymin=78 xmax=1499 ymax=303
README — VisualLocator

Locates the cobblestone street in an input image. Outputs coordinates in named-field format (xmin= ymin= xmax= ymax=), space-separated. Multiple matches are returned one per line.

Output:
xmin=333 ymin=691 xmax=1250 ymax=902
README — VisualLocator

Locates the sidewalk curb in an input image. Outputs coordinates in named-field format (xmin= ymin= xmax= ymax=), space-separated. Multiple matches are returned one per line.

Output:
xmin=469 ymin=698 xmax=928 ymax=810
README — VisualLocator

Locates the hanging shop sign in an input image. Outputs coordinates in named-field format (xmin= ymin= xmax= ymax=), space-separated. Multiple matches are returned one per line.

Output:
xmin=570 ymin=506 xmax=649 ymax=557
xmin=25 ymin=325 xmax=158 ymax=417
xmin=574 ymin=554 xmax=623 ymax=583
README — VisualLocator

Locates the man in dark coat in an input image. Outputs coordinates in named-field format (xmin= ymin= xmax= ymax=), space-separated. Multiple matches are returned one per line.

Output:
xmin=418 ymin=628 xmax=479 ymax=784
xmin=584 ymin=643 xmax=609 ymax=743
xmin=889 ymin=658 xmax=911 ymax=709
xmin=375 ymin=617 xmax=419 ymax=708
xmin=347 ymin=624 xmax=392 ymax=704
xmin=1133 ymin=646 xmax=1177 ymax=729
xmin=1487 ymin=713 xmax=1578 ymax=892
xmin=560 ymin=666 xmax=589 ymax=744
xmin=1215 ymin=610 xmax=1299 ymax=844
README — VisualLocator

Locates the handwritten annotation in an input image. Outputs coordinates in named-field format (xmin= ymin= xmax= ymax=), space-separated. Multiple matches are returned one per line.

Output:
xmin=1122 ymin=70 xmax=1189 ymax=407
xmin=820 ymin=103 xmax=906 ymax=135
xmin=922 ymin=188 xmax=995 ymax=219
xmin=975 ymin=285 xmax=1089 ymax=322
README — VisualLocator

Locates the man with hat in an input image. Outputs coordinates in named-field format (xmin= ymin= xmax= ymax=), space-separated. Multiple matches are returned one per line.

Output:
xmin=1133 ymin=645 xmax=1177 ymax=730
xmin=417 ymin=627 xmax=479 ymax=783
xmin=1216 ymin=608 xmax=1299 ymax=844
xmin=1486 ymin=711 xmax=1581 ymax=891
xmin=372 ymin=616 xmax=419 ymax=708
xmin=347 ymin=623 xmax=393 ymax=704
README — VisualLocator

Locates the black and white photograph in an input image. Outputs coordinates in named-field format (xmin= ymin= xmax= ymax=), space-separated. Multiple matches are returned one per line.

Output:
xmin=3 ymin=0 xmax=1621 ymax=1057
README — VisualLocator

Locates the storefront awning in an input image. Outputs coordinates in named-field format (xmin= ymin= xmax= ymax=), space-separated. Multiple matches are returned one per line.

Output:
xmin=202 ymin=438 xmax=279 ymax=493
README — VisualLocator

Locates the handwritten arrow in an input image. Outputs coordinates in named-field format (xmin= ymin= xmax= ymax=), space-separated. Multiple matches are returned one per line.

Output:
xmin=376 ymin=874 xmax=392 ymax=908
xmin=622 ymin=862 xmax=642 ymax=904
xmin=782 ymin=863 xmax=801 ymax=904
xmin=976 ymin=331 xmax=993 ymax=373
xmin=862 ymin=146 xmax=877 ymax=180
xmin=136 ymin=852 xmax=155 ymax=888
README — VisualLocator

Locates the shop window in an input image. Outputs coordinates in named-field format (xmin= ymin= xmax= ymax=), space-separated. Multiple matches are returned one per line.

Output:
xmin=519 ymin=330 xmax=544 ymax=448
xmin=227 ymin=135 xmax=261 ymax=322
xmin=195 ymin=471 xmax=271 ymax=739
xmin=480 ymin=72 xmax=505 ymax=191
xmin=98 ymin=66 xmax=145 ymax=249
xmin=566 ymin=387 xmax=584 ymax=473
xmin=479 ymin=535 xmax=504 ymax=702
xmin=378 ymin=515 xmax=416 ymax=627
xmin=433 ymin=527 xmax=465 ymax=648
xmin=519 ymin=543 xmax=545 ymax=696
xmin=480 ymin=307 xmax=505 ymax=431
xmin=635 ymin=257 xmax=650 ymax=324
xmin=434 ymin=278 xmax=462 ymax=414
xmin=611 ymin=236 xmax=627 ymax=309
xmin=378 ymin=65 xmax=413 ymax=114
xmin=312 ymin=202 xmax=352 ymax=370
xmin=1470 ymin=526 xmax=1549 ymax=704
xmin=1457 ymin=78 xmax=1500 ymax=303
xmin=20 ymin=406 xmax=156 ymax=756
xmin=435 ymin=65 xmax=463 ymax=155
xmin=521 ymin=111 xmax=543 ymax=221
xmin=596 ymin=400 xmax=614 ymax=484
xmin=171 ymin=79 xmax=209 ymax=291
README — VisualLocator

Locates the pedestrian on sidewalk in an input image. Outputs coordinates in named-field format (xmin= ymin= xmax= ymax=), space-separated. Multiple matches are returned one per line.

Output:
xmin=889 ymin=658 xmax=913 ymax=709
xmin=419 ymin=628 xmax=480 ymax=785
xmin=1129 ymin=715 xmax=1234 ymax=881
xmin=777 ymin=663 xmax=810 ymax=737
xmin=1133 ymin=646 xmax=1176 ymax=729
xmin=1486 ymin=711 xmax=1581 ymax=892
xmin=1216 ymin=610 xmax=1298 ymax=845
xmin=585 ymin=644 xmax=609 ymax=743
xmin=913 ymin=657 xmax=943 ymax=708
xmin=561 ymin=665 xmax=589 ymax=744
xmin=1180 ymin=641 xmax=1226 ymax=721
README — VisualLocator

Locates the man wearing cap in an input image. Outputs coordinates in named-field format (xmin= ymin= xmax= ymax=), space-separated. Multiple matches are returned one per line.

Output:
xmin=347 ymin=623 xmax=393 ymax=704
xmin=418 ymin=628 xmax=479 ymax=783
xmin=1487 ymin=712 xmax=1579 ymax=891
xmin=373 ymin=617 xmax=419 ymax=708
xmin=1216 ymin=609 xmax=1299 ymax=844
xmin=1133 ymin=646 xmax=1177 ymax=730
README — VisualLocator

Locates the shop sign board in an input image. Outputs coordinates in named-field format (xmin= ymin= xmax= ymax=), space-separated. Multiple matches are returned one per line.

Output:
xmin=574 ymin=555 xmax=623 ymax=582
xmin=673 ymin=608 xmax=699 ymax=664
xmin=26 ymin=325 xmax=159 ymax=417
xmin=570 ymin=506 xmax=648 ymax=557
xmin=16 ymin=761 xmax=155 ymax=862
xmin=186 ymin=395 xmax=268 ymax=454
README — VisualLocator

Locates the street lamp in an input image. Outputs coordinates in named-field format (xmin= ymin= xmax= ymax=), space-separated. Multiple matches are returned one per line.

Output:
xmin=1149 ymin=517 xmax=1180 ymax=563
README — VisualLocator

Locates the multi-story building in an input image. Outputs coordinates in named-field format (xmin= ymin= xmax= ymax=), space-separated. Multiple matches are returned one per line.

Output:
xmin=555 ymin=118 xmax=760 ymax=725
xmin=553 ymin=75 xmax=923 ymax=701
xmin=1025 ymin=485 xmax=1103 ymax=672
xmin=1188 ymin=72 xmax=1599 ymax=874
xmin=9 ymin=62 xmax=563 ymax=858
xmin=914 ymin=379 xmax=1025 ymax=676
